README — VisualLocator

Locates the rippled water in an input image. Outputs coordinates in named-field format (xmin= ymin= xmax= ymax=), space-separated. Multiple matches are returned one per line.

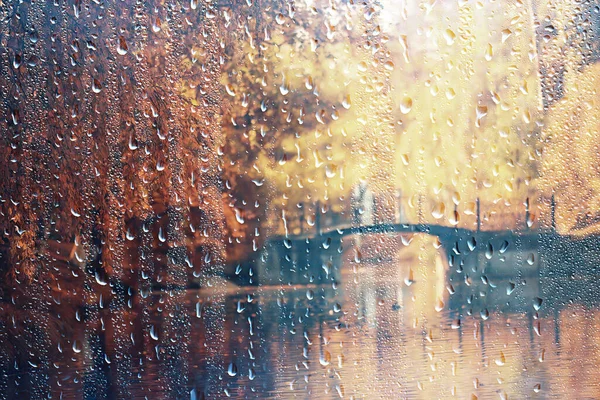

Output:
xmin=4 ymin=234 xmax=600 ymax=399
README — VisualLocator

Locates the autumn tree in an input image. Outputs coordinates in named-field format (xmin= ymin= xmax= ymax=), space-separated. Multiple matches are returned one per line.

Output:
xmin=219 ymin=0 xmax=396 ymax=270
xmin=0 ymin=0 xmax=228 ymax=396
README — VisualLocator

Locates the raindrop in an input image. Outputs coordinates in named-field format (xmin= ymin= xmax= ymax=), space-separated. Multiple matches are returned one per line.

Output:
xmin=117 ymin=36 xmax=128 ymax=55
xmin=435 ymin=298 xmax=445 ymax=312
xmin=342 ymin=94 xmax=352 ymax=109
xmin=95 ymin=271 xmax=108 ymax=286
xmin=150 ymin=325 xmax=159 ymax=341
xmin=92 ymin=79 xmax=102 ymax=93
xmin=234 ymin=209 xmax=245 ymax=224
xmin=480 ymin=308 xmax=489 ymax=320
xmin=506 ymin=281 xmax=516 ymax=295
xmin=467 ymin=237 xmax=477 ymax=251
xmin=72 ymin=340 xmax=82 ymax=354
xmin=12 ymin=54 xmax=22 ymax=69
xmin=451 ymin=318 xmax=461 ymax=329
xmin=449 ymin=210 xmax=460 ymax=225
xmin=227 ymin=362 xmax=238 ymax=377
xmin=444 ymin=29 xmax=456 ymax=45
xmin=431 ymin=202 xmax=445 ymax=219
xmin=400 ymin=97 xmax=413 ymax=114
xmin=485 ymin=243 xmax=493 ymax=259
xmin=29 ymin=30 xmax=39 ymax=43
xmin=152 ymin=17 xmax=162 ymax=32
xmin=319 ymin=351 xmax=331 ymax=366
xmin=279 ymin=75 xmax=289 ymax=95
xmin=404 ymin=269 xmax=415 ymax=286
xmin=226 ymin=83 xmax=236 ymax=97
xmin=484 ymin=43 xmax=493 ymax=61
xmin=475 ymin=105 xmax=488 ymax=127
xmin=495 ymin=351 xmax=506 ymax=366
xmin=527 ymin=253 xmax=535 ymax=265
xmin=236 ymin=301 xmax=245 ymax=313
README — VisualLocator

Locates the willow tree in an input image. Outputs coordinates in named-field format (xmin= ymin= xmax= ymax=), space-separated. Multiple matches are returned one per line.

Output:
xmin=0 ymin=0 xmax=227 ymax=397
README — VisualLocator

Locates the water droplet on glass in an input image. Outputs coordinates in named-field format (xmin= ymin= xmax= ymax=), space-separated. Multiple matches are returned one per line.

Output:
xmin=227 ymin=362 xmax=238 ymax=377
xmin=92 ymin=79 xmax=102 ymax=93
xmin=117 ymin=36 xmax=128 ymax=55
xmin=444 ymin=29 xmax=456 ymax=45
xmin=480 ymin=308 xmax=489 ymax=320
xmin=400 ymin=97 xmax=413 ymax=114
xmin=485 ymin=43 xmax=493 ymax=61
xmin=431 ymin=202 xmax=445 ymax=219
xmin=495 ymin=351 xmax=506 ymax=366
xmin=226 ymin=84 xmax=236 ymax=97
xmin=527 ymin=253 xmax=535 ymax=265
xmin=152 ymin=17 xmax=162 ymax=32
xmin=485 ymin=243 xmax=493 ymax=259
xmin=72 ymin=340 xmax=82 ymax=354
xmin=533 ymin=297 xmax=543 ymax=311
xmin=150 ymin=325 xmax=159 ymax=341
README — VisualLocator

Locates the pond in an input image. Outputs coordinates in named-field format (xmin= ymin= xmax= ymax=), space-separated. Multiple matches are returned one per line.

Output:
xmin=3 ymin=234 xmax=600 ymax=399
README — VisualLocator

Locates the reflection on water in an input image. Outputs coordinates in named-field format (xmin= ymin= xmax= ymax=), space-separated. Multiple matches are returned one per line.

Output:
xmin=2 ymin=234 xmax=600 ymax=399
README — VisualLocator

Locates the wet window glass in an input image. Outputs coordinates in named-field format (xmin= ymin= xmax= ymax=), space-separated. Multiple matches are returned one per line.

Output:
xmin=1 ymin=0 xmax=600 ymax=398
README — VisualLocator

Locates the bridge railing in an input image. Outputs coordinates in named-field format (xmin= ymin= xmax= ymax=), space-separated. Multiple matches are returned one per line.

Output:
xmin=268 ymin=195 xmax=557 ymax=239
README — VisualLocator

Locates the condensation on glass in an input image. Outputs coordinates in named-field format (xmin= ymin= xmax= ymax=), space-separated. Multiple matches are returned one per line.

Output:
xmin=0 ymin=0 xmax=599 ymax=398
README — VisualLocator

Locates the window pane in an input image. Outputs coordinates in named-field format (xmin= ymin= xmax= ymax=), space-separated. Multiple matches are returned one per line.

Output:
xmin=1 ymin=0 xmax=599 ymax=398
